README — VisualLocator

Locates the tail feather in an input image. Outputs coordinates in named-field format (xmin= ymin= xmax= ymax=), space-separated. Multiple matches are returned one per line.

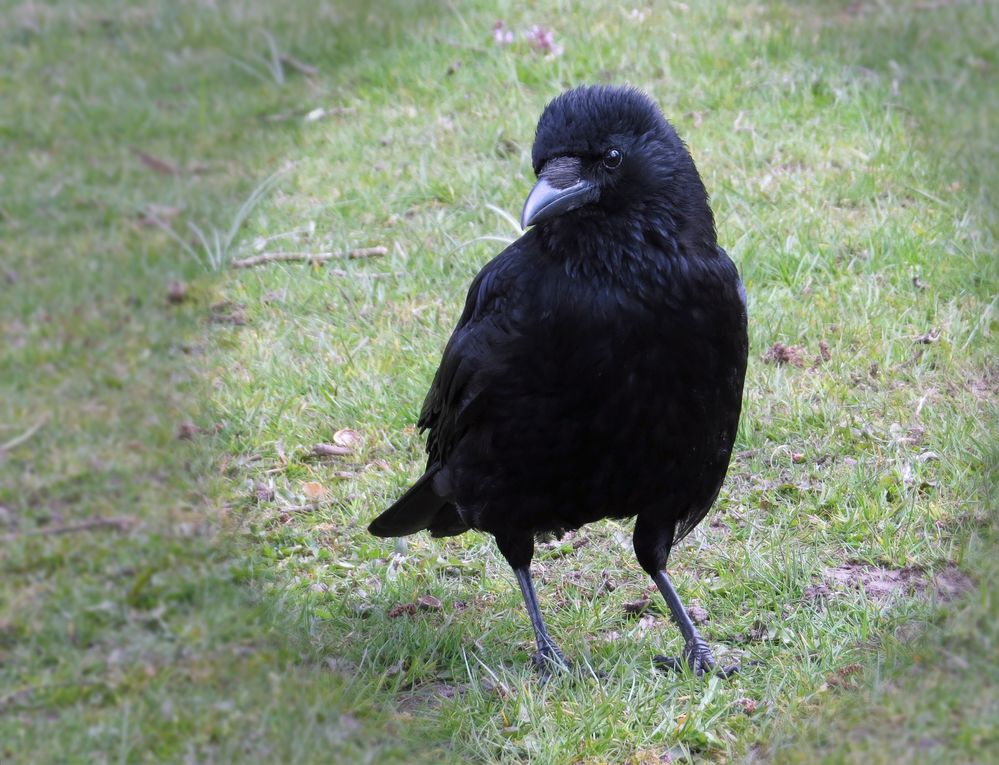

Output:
xmin=368 ymin=469 xmax=455 ymax=537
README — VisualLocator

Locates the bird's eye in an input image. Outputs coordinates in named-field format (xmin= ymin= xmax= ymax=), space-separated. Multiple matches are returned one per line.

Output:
xmin=602 ymin=148 xmax=623 ymax=169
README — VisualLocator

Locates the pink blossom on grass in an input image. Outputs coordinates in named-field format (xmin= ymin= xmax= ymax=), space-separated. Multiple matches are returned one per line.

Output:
xmin=525 ymin=25 xmax=564 ymax=58
xmin=492 ymin=20 xmax=514 ymax=45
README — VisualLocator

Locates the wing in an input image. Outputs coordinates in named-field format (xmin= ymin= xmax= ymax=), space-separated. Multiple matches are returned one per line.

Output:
xmin=417 ymin=239 xmax=529 ymax=465
xmin=669 ymin=244 xmax=749 ymax=544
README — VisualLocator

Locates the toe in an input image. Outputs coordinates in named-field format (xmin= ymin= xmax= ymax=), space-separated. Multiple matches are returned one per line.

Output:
xmin=532 ymin=646 xmax=571 ymax=677
xmin=653 ymin=654 xmax=683 ymax=672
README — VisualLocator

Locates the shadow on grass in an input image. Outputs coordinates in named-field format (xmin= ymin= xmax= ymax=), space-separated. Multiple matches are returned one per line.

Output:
xmin=0 ymin=2 xmax=457 ymax=763
xmin=757 ymin=3 xmax=997 ymax=760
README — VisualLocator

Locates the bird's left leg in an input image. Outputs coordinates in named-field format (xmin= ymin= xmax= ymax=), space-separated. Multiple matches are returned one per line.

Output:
xmin=633 ymin=516 xmax=737 ymax=677
xmin=496 ymin=533 xmax=571 ymax=676
xmin=649 ymin=569 xmax=738 ymax=677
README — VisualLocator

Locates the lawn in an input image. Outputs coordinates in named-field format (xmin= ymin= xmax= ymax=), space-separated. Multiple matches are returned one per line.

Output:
xmin=1 ymin=1 xmax=995 ymax=763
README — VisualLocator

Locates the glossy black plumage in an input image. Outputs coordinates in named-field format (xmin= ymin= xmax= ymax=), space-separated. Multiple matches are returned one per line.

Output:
xmin=369 ymin=86 xmax=748 ymax=675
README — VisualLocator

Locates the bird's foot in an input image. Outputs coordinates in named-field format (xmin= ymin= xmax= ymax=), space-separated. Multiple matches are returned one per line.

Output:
xmin=654 ymin=636 xmax=739 ymax=678
xmin=532 ymin=642 xmax=572 ymax=679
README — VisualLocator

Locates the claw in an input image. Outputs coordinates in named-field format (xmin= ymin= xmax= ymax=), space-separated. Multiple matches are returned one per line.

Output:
xmin=532 ymin=643 xmax=571 ymax=678
xmin=654 ymin=637 xmax=740 ymax=677
xmin=684 ymin=635 xmax=717 ymax=675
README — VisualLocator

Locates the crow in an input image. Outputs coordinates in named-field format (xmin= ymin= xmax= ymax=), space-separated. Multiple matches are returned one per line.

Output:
xmin=369 ymin=85 xmax=748 ymax=676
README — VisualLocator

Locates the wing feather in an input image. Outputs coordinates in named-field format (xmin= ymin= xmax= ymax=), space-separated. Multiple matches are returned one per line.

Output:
xmin=418 ymin=242 xmax=525 ymax=464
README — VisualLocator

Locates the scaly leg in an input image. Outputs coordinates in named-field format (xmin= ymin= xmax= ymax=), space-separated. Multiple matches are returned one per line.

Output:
xmin=633 ymin=515 xmax=738 ymax=677
xmin=514 ymin=566 xmax=571 ymax=675
xmin=495 ymin=532 xmax=570 ymax=676
xmin=650 ymin=569 xmax=738 ymax=677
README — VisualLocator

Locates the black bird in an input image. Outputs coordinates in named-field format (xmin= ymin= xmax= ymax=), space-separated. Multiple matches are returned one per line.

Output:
xmin=369 ymin=86 xmax=748 ymax=676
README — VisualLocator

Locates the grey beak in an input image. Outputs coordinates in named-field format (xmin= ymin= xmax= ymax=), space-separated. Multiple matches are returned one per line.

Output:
xmin=520 ymin=159 xmax=600 ymax=229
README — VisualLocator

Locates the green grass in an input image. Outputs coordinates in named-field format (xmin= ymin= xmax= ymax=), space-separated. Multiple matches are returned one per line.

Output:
xmin=1 ymin=1 xmax=995 ymax=763
xmin=0 ymin=2 xmax=453 ymax=762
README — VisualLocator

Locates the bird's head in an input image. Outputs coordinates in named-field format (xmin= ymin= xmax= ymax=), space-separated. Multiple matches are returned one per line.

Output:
xmin=521 ymin=85 xmax=711 ymax=237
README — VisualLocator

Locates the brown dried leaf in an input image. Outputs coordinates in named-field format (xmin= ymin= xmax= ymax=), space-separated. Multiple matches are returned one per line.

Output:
xmin=301 ymin=481 xmax=328 ymax=500
xmin=134 ymin=149 xmax=179 ymax=175
xmin=416 ymin=594 xmax=443 ymax=611
xmin=623 ymin=597 xmax=650 ymax=616
xmin=599 ymin=570 xmax=617 ymax=593
xmin=333 ymin=429 xmax=362 ymax=449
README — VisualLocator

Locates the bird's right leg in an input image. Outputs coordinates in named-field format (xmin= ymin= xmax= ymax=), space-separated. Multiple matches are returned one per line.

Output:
xmin=514 ymin=565 xmax=570 ymax=674
xmin=496 ymin=533 xmax=570 ymax=676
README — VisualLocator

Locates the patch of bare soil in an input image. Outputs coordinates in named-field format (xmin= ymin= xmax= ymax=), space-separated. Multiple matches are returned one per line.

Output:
xmin=822 ymin=562 xmax=973 ymax=603
xmin=763 ymin=342 xmax=807 ymax=367
xmin=968 ymin=363 xmax=999 ymax=402
xmin=397 ymin=682 xmax=468 ymax=714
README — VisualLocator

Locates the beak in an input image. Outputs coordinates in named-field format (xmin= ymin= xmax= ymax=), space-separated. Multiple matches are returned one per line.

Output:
xmin=520 ymin=158 xmax=600 ymax=229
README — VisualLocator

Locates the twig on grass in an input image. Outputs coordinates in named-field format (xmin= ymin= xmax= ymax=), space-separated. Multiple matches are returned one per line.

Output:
xmin=312 ymin=443 xmax=353 ymax=457
xmin=230 ymin=247 xmax=387 ymax=268
xmin=278 ymin=54 xmax=318 ymax=77
xmin=1 ymin=516 xmax=136 ymax=543
xmin=0 ymin=416 xmax=49 ymax=452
